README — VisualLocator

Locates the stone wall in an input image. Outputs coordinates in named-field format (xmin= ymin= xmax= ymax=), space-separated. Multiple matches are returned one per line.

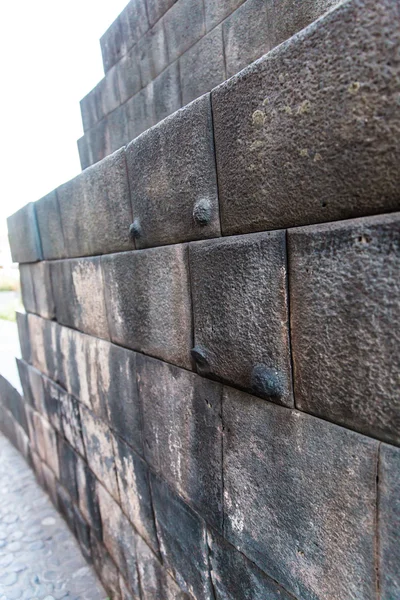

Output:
xmin=78 ymin=0 xmax=341 ymax=169
xmin=2 ymin=0 xmax=400 ymax=598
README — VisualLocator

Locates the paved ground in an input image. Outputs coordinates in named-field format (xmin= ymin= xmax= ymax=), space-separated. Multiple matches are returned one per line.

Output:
xmin=0 ymin=433 xmax=107 ymax=600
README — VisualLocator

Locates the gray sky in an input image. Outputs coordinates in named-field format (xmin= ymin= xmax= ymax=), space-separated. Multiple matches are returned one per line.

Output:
xmin=0 ymin=0 xmax=129 ymax=234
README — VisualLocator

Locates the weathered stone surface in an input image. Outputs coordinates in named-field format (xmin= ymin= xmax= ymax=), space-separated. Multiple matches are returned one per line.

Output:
xmin=180 ymin=26 xmax=225 ymax=106
xmin=213 ymin=0 xmax=400 ymax=235
xmin=223 ymin=386 xmax=378 ymax=600
xmin=35 ymin=189 xmax=66 ymax=259
xmin=207 ymin=529 xmax=293 ymax=600
xmin=146 ymin=0 xmax=177 ymax=26
xmin=151 ymin=474 xmax=213 ymax=600
xmin=84 ymin=118 xmax=110 ymax=167
xmin=51 ymin=257 xmax=109 ymax=339
xmin=379 ymin=443 xmax=400 ymax=600
xmin=80 ymin=87 xmax=99 ymax=131
xmin=42 ymin=375 xmax=62 ymax=431
xmin=102 ymin=246 xmax=192 ymax=369
xmin=60 ymin=390 xmax=85 ymax=456
xmin=288 ymin=213 xmax=400 ymax=445
xmin=27 ymin=314 xmax=59 ymax=380
xmin=190 ymin=231 xmax=292 ymax=405
xmin=80 ymin=405 xmax=119 ymax=500
xmin=20 ymin=262 xmax=54 ymax=319
xmin=114 ymin=435 xmax=159 ymax=553
xmin=119 ymin=574 xmax=137 ymax=600
xmin=91 ymin=531 xmax=120 ymax=597
xmin=78 ymin=135 xmax=91 ymax=171
xmin=41 ymin=460 xmax=58 ymax=508
xmin=0 ymin=377 xmax=28 ymax=435
xmin=57 ymin=435 xmax=79 ymax=502
xmin=58 ymin=147 xmax=133 ymax=258
xmin=56 ymin=482 xmax=76 ymax=534
xmin=73 ymin=503 xmax=92 ymax=562
xmin=204 ymin=0 xmax=245 ymax=31
xmin=116 ymin=45 xmax=142 ymax=104
xmin=136 ymin=535 xmax=189 ymax=600
xmin=108 ymin=104 xmax=129 ymax=154
xmin=119 ymin=0 xmax=149 ymax=57
xmin=7 ymin=202 xmax=42 ymax=264
xmin=138 ymin=20 xmax=168 ymax=86
xmin=126 ymin=94 xmax=219 ymax=248
xmin=100 ymin=15 xmax=124 ymax=73
xmin=76 ymin=455 xmax=103 ymax=539
xmin=138 ymin=354 xmax=222 ymax=529
xmin=19 ymin=263 xmax=36 ymax=313
xmin=126 ymin=87 xmax=155 ymax=141
xmin=152 ymin=61 xmax=181 ymax=123
xmin=16 ymin=311 xmax=31 ymax=363
xmin=97 ymin=482 xmax=141 ymax=596
xmin=40 ymin=416 xmax=59 ymax=477
xmin=164 ymin=0 xmax=205 ymax=62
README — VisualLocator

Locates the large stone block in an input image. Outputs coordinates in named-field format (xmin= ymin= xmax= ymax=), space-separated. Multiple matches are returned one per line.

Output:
xmin=80 ymin=405 xmax=119 ymax=500
xmin=60 ymin=390 xmax=85 ymax=456
xmin=7 ymin=202 xmax=42 ymax=264
xmin=91 ymin=532 xmax=120 ymax=598
xmin=212 ymin=0 xmax=400 ymax=235
xmin=114 ymin=435 xmax=159 ymax=554
xmin=152 ymin=61 xmax=181 ymax=124
xmin=146 ymin=0 xmax=177 ymax=26
xmin=190 ymin=231 xmax=293 ymax=405
xmin=126 ymin=94 xmax=219 ymax=248
xmin=108 ymin=104 xmax=129 ymax=154
xmin=164 ymin=0 xmax=205 ymax=62
xmin=76 ymin=455 xmax=102 ymax=539
xmin=126 ymin=87 xmax=155 ymax=141
xmin=203 ymin=0 xmax=245 ymax=31
xmin=119 ymin=0 xmax=150 ymax=56
xmin=51 ymin=257 xmax=109 ymax=339
xmin=180 ymin=26 xmax=225 ymax=106
xmin=73 ymin=504 xmax=92 ymax=563
xmin=42 ymin=375 xmax=62 ymax=432
xmin=138 ymin=355 xmax=223 ymax=529
xmin=378 ymin=444 xmax=400 ymax=600
xmin=223 ymin=386 xmax=378 ymax=600
xmin=57 ymin=435 xmax=79 ymax=502
xmin=77 ymin=135 xmax=91 ymax=171
xmin=151 ymin=474 xmax=213 ymax=600
xmin=80 ymin=87 xmax=99 ymax=131
xmin=57 ymin=148 xmax=133 ymax=258
xmin=97 ymin=483 xmax=141 ymax=596
xmin=56 ymin=482 xmax=76 ymax=535
xmin=138 ymin=20 xmax=168 ymax=86
xmin=20 ymin=262 xmax=54 ymax=319
xmin=207 ymin=529 xmax=293 ymax=600
xmin=27 ymin=314 xmax=59 ymax=380
xmin=102 ymin=245 xmax=192 ymax=369
xmin=84 ymin=118 xmax=110 ymax=167
xmin=35 ymin=190 xmax=66 ymax=260
xmin=19 ymin=263 xmax=36 ymax=313
xmin=288 ymin=213 xmax=400 ymax=445
xmin=100 ymin=16 xmax=124 ymax=73
xmin=136 ymin=535 xmax=189 ymax=600
xmin=16 ymin=311 xmax=31 ymax=363
xmin=40 ymin=416 xmax=59 ymax=477
xmin=116 ymin=45 xmax=142 ymax=105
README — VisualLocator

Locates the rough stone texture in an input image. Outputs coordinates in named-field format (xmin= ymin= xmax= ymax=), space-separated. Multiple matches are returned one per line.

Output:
xmin=7 ymin=202 xmax=42 ymax=264
xmin=113 ymin=435 xmax=159 ymax=554
xmin=27 ymin=314 xmax=59 ymax=380
xmin=116 ymin=45 xmax=142 ymax=105
xmin=42 ymin=375 xmax=62 ymax=432
xmin=152 ymin=61 xmax=181 ymax=124
xmin=60 ymin=390 xmax=85 ymax=456
xmin=289 ymin=213 xmax=400 ymax=445
xmin=136 ymin=535 xmax=189 ymax=599
xmin=213 ymin=0 xmax=400 ymax=236
xmin=78 ymin=135 xmax=91 ymax=171
xmin=20 ymin=262 xmax=55 ymax=319
xmin=16 ymin=311 xmax=31 ymax=363
xmin=138 ymin=354 xmax=223 ymax=530
xmin=126 ymin=87 xmax=155 ymax=141
xmin=138 ymin=20 xmax=169 ymax=86
xmin=204 ymin=0 xmax=245 ymax=31
xmin=76 ymin=454 xmax=103 ymax=539
xmin=91 ymin=532 xmax=120 ymax=597
xmin=58 ymin=435 xmax=79 ymax=502
xmin=147 ymin=0 xmax=177 ymax=25
xmin=80 ymin=405 xmax=119 ymax=500
xmin=223 ymin=386 xmax=378 ymax=600
xmin=97 ymin=67 xmax=121 ymax=119
xmin=108 ymin=105 xmax=129 ymax=154
xmin=80 ymin=87 xmax=99 ymax=131
xmin=378 ymin=443 xmax=400 ymax=600
xmin=35 ymin=189 xmax=66 ymax=259
xmin=102 ymin=245 xmax=192 ymax=369
xmin=40 ymin=416 xmax=60 ymax=478
xmin=119 ymin=0 xmax=150 ymax=59
xmin=51 ymin=257 xmax=109 ymax=339
xmin=180 ymin=26 xmax=225 ymax=106
xmin=190 ymin=231 xmax=292 ymax=405
xmin=101 ymin=16 xmax=124 ymax=73
xmin=19 ymin=263 xmax=36 ymax=314
xmin=164 ymin=0 xmax=205 ymax=62
xmin=151 ymin=474 xmax=213 ymax=600
xmin=58 ymin=148 xmax=133 ymax=258
xmin=126 ymin=94 xmax=219 ymax=248
xmin=207 ymin=529 xmax=294 ymax=600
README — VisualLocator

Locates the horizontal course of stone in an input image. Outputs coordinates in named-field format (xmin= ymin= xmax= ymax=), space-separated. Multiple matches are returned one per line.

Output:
xmin=78 ymin=0 xmax=340 ymax=168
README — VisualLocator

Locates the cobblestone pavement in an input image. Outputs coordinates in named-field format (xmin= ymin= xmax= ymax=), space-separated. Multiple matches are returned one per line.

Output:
xmin=0 ymin=433 xmax=107 ymax=600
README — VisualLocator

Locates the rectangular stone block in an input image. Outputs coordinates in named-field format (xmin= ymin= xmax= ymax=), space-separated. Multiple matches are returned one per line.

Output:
xmin=223 ymin=386 xmax=378 ymax=600
xmin=80 ymin=87 xmax=99 ymax=131
xmin=19 ymin=263 xmax=36 ymax=313
xmin=97 ymin=483 xmax=141 ymax=596
xmin=152 ymin=61 xmax=181 ymax=123
xmin=288 ymin=213 xmax=400 ymax=445
xmin=35 ymin=190 xmax=66 ymax=260
xmin=164 ymin=0 xmax=205 ymax=62
xmin=41 ymin=416 xmax=59 ymax=477
xmin=51 ymin=257 xmax=109 ymax=339
xmin=57 ymin=147 xmax=133 ymax=258
xmin=85 ymin=118 xmax=110 ymax=167
xmin=16 ymin=311 xmax=31 ymax=363
xmin=77 ymin=135 xmax=91 ymax=171
xmin=212 ymin=0 xmax=400 ymax=236
xmin=56 ymin=482 xmax=76 ymax=535
xmin=116 ymin=45 xmax=142 ymax=104
xmin=207 ymin=529 xmax=293 ymax=600
xmin=126 ymin=94 xmax=219 ymax=248
xmin=101 ymin=16 xmax=124 ymax=73
xmin=76 ymin=455 xmax=102 ymax=539
xmin=42 ymin=375 xmax=62 ymax=432
xmin=80 ymin=405 xmax=119 ymax=500
xmin=138 ymin=354 xmax=222 ymax=530
xmin=96 ymin=69 xmax=121 ymax=120
xmin=151 ymin=474 xmax=213 ymax=600
xmin=73 ymin=504 xmax=92 ymax=563
xmin=378 ymin=444 xmax=400 ymax=600
xmin=91 ymin=532 xmax=120 ymax=598
xmin=57 ymin=435 xmax=79 ymax=502
xmin=146 ymin=0 xmax=176 ymax=26
xmin=190 ymin=231 xmax=293 ymax=405
xmin=108 ymin=104 xmax=129 ymax=154
xmin=138 ymin=20 xmax=168 ymax=86
xmin=204 ymin=0 xmax=245 ymax=31
xmin=136 ymin=535 xmax=188 ymax=600
xmin=180 ymin=26 xmax=225 ymax=106
xmin=119 ymin=0 xmax=149 ymax=56
xmin=20 ymin=262 xmax=54 ymax=319
xmin=60 ymin=390 xmax=85 ymax=456
xmin=7 ymin=202 xmax=42 ymax=264
xmin=27 ymin=314 xmax=59 ymax=380
xmin=126 ymin=87 xmax=155 ymax=141
xmin=114 ymin=435 xmax=159 ymax=553
xmin=102 ymin=245 xmax=192 ymax=369
xmin=41 ymin=460 xmax=58 ymax=508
